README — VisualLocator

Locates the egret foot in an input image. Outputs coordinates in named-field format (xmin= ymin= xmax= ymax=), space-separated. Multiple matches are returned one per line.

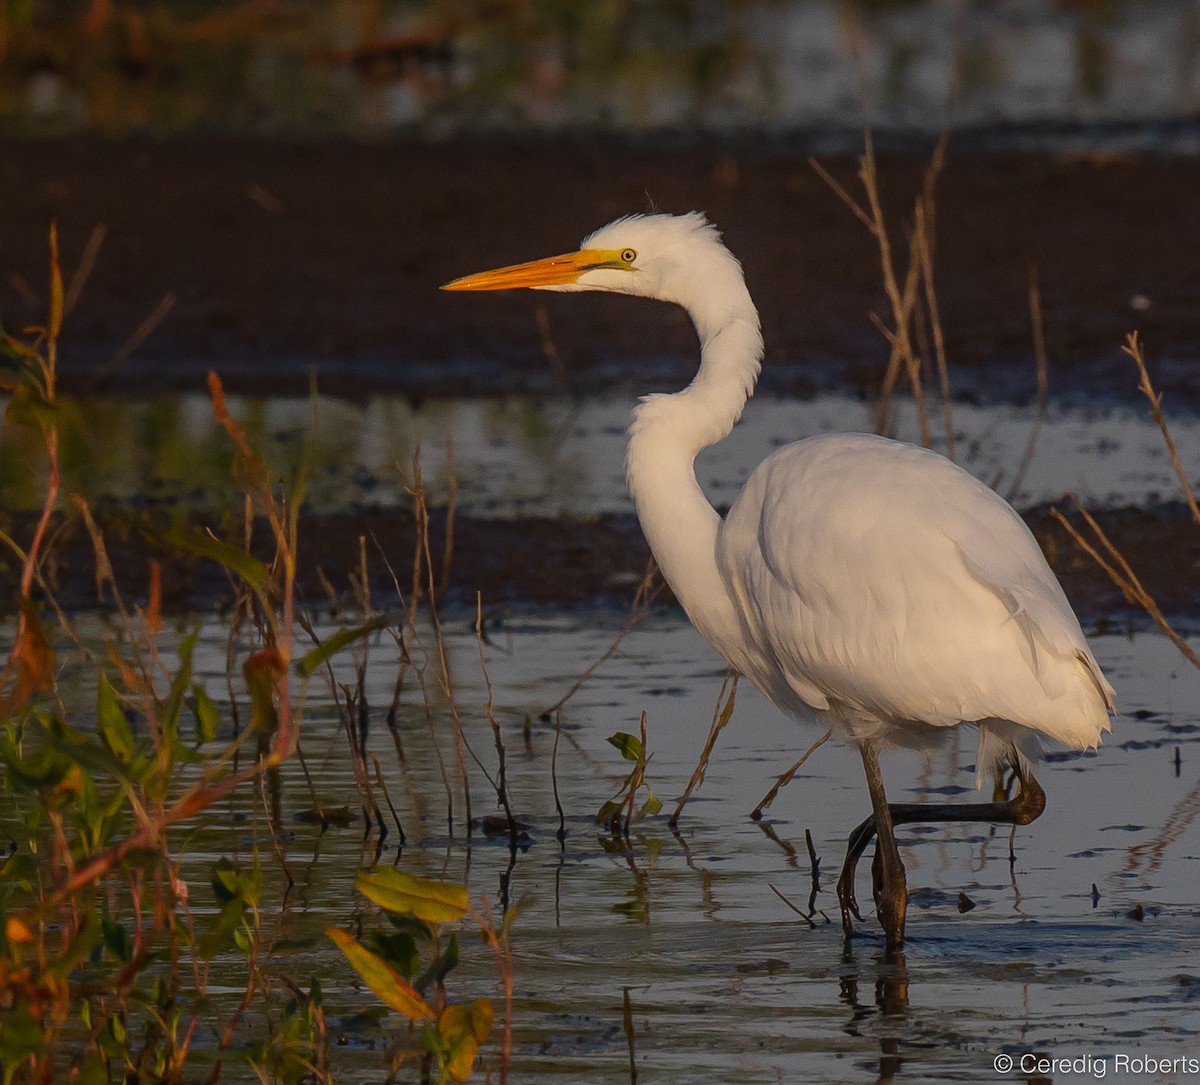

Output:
xmin=838 ymin=757 xmax=1046 ymax=947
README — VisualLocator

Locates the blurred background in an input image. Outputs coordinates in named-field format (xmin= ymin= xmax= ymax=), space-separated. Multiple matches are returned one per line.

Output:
xmin=2 ymin=0 xmax=1199 ymax=140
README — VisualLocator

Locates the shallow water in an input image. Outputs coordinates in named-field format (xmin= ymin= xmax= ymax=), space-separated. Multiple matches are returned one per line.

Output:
xmin=2 ymin=392 xmax=1198 ymax=517
xmin=44 ymin=613 xmax=1199 ymax=1083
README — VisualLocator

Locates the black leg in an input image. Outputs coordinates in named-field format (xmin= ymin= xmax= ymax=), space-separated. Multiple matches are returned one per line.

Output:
xmin=837 ymin=756 xmax=1047 ymax=946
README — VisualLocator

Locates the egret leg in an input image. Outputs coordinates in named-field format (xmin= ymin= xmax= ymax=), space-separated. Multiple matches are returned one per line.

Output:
xmin=837 ymin=764 xmax=1047 ymax=944
xmin=837 ymin=743 xmax=908 ymax=948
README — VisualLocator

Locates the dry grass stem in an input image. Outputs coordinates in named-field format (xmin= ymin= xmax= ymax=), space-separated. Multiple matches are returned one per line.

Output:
xmin=539 ymin=559 xmax=663 ymax=719
xmin=669 ymin=671 xmax=738 ymax=826
xmin=622 ymin=986 xmax=638 ymax=1084
xmin=1006 ymin=268 xmax=1051 ymax=501
xmin=750 ymin=728 xmax=833 ymax=821
xmin=1051 ymin=497 xmax=1200 ymax=670
xmin=88 ymin=290 xmax=177 ymax=390
xmin=1124 ymin=331 xmax=1200 ymax=527
xmin=812 ymin=133 xmax=948 ymax=445
xmin=477 ymin=593 xmax=516 ymax=838
xmin=915 ymin=199 xmax=954 ymax=458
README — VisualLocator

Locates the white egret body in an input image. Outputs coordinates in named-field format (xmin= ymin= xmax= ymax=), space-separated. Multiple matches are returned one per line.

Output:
xmin=444 ymin=211 xmax=1114 ymax=946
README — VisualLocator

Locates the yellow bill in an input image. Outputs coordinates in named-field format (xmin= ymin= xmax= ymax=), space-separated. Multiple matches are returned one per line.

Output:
xmin=442 ymin=248 xmax=629 ymax=291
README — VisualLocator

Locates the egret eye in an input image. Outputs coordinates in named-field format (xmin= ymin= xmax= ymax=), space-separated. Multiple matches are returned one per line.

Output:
xmin=621 ymin=248 xmax=637 ymax=265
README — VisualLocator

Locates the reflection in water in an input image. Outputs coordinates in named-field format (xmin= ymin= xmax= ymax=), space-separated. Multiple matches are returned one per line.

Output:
xmin=5 ymin=2 xmax=1200 ymax=139
xmin=3 ymin=391 xmax=1199 ymax=519
xmin=839 ymin=948 xmax=910 ymax=1085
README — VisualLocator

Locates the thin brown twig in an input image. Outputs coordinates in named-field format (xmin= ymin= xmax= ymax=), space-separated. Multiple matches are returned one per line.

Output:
xmin=622 ymin=986 xmax=638 ymax=1084
xmin=915 ymin=198 xmax=954 ymax=458
xmin=476 ymin=592 xmax=516 ymax=839
xmin=1051 ymin=497 xmax=1200 ymax=670
xmin=1124 ymin=331 xmax=1200 ymax=528
xmin=539 ymin=559 xmax=662 ymax=719
xmin=669 ymin=671 xmax=738 ymax=826
xmin=63 ymin=223 xmax=107 ymax=316
xmin=750 ymin=729 xmax=833 ymax=821
xmin=1006 ymin=267 xmax=1050 ymax=501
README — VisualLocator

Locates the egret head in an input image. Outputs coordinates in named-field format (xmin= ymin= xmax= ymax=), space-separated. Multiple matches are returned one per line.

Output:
xmin=441 ymin=212 xmax=735 ymax=307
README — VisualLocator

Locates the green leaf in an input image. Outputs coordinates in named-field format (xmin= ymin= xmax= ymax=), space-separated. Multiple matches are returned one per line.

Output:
xmin=190 ymin=684 xmax=219 ymax=744
xmin=211 ymin=858 xmax=242 ymax=903
xmin=369 ymin=930 xmax=421 ymax=978
xmin=327 ymin=927 xmax=434 ymax=1020
xmin=416 ymin=931 xmax=460 ymax=991
xmin=163 ymin=526 xmax=269 ymax=588
xmin=101 ymin=917 xmax=132 ymax=963
xmin=296 ymin=618 xmax=388 ymax=678
xmin=96 ymin=675 xmax=135 ymax=764
xmin=596 ymin=798 xmax=624 ymax=825
xmin=199 ymin=895 xmax=249 ymax=958
xmin=607 ymin=731 xmax=643 ymax=762
xmin=355 ymin=869 xmax=470 ymax=924
xmin=161 ymin=630 xmax=198 ymax=737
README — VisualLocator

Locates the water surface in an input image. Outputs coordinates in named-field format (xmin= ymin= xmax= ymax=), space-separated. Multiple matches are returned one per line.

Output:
xmin=64 ymin=614 xmax=1198 ymax=1083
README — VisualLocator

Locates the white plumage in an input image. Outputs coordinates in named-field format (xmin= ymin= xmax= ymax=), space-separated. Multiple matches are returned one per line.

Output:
xmin=444 ymin=210 xmax=1115 ymax=945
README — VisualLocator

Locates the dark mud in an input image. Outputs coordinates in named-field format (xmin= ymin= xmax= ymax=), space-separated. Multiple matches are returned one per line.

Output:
xmin=5 ymin=501 xmax=1197 ymax=627
xmin=3 ymin=136 xmax=1200 ymax=403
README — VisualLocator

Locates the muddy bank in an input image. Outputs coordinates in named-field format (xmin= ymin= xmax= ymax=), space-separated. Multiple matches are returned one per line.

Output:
xmin=3 ymin=135 xmax=1200 ymax=403
xmin=5 ymin=502 xmax=1196 ymax=628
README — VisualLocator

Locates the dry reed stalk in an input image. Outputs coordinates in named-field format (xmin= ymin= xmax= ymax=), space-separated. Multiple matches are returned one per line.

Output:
xmin=439 ymin=437 xmax=457 ymax=599
xmin=0 ymin=229 xmax=63 ymax=716
xmin=750 ymin=728 xmax=833 ymax=821
xmin=370 ymin=752 xmax=407 ymax=843
xmin=767 ymin=882 xmax=817 ymax=928
xmin=668 ymin=670 xmax=738 ymax=826
xmin=88 ymin=291 xmax=177 ymax=391
xmin=412 ymin=452 xmax=502 ymax=831
xmin=811 ymin=134 xmax=949 ymax=447
xmin=539 ymin=558 xmax=663 ymax=719
xmin=476 ymin=593 xmax=516 ymax=840
xmin=622 ymin=986 xmax=638 ymax=1083
xmin=1053 ymin=332 xmax=1200 ymax=673
xmin=474 ymin=897 xmax=516 ymax=1085
xmin=1006 ymin=268 xmax=1051 ymax=501
xmin=1124 ymin=331 xmax=1200 ymax=527
xmin=915 ymin=199 xmax=954 ymax=458
xmin=63 ymin=222 xmax=106 ymax=315
xmin=1051 ymin=498 xmax=1200 ymax=670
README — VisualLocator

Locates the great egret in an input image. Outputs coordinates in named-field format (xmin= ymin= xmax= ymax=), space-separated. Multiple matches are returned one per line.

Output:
xmin=443 ymin=212 xmax=1115 ymax=947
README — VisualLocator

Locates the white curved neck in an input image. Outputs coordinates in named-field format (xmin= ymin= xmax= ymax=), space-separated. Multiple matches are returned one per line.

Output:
xmin=625 ymin=280 xmax=762 ymax=660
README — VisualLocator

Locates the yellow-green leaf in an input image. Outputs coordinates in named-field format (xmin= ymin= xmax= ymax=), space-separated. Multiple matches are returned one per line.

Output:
xmin=191 ymin=683 xmax=219 ymax=744
xmin=164 ymin=527 xmax=269 ymax=588
xmin=355 ymin=869 xmax=469 ymax=924
xmin=607 ymin=731 xmax=643 ymax=762
xmin=439 ymin=999 xmax=493 ymax=1083
xmin=296 ymin=618 xmax=387 ymax=678
xmin=326 ymin=927 xmax=434 ymax=1020
xmin=96 ymin=674 xmax=135 ymax=763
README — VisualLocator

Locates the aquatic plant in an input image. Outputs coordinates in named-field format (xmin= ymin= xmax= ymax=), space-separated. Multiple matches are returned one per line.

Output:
xmin=327 ymin=868 xmax=515 ymax=1084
